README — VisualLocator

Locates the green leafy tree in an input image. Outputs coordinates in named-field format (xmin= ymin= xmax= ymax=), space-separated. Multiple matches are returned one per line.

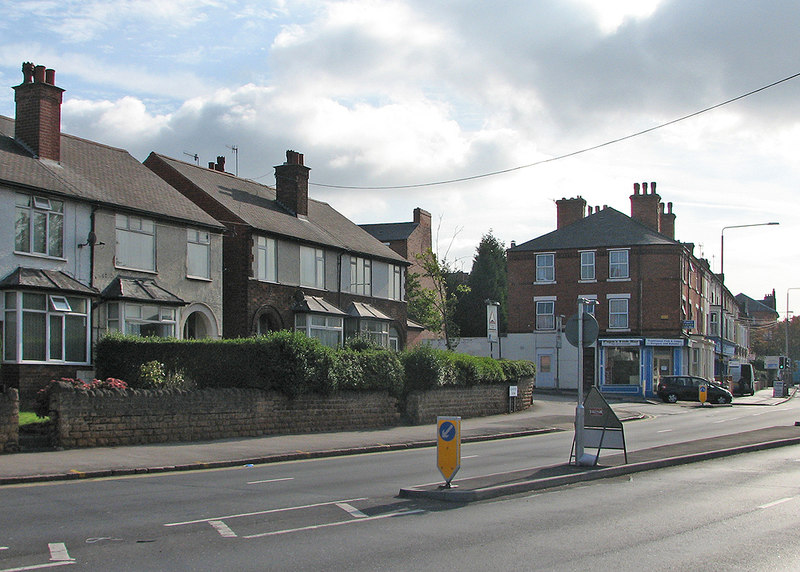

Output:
xmin=454 ymin=232 xmax=508 ymax=337
xmin=408 ymin=248 xmax=469 ymax=350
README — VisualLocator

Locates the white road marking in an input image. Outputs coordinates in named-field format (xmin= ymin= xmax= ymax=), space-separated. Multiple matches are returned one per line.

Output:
xmin=243 ymin=510 xmax=425 ymax=538
xmin=759 ymin=497 xmax=794 ymax=509
xmin=48 ymin=544 xmax=73 ymax=562
xmin=209 ymin=520 xmax=237 ymax=538
xmin=164 ymin=497 xmax=368 ymax=527
xmin=246 ymin=477 xmax=294 ymax=485
xmin=336 ymin=503 xmax=368 ymax=518
xmin=0 ymin=563 xmax=74 ymax=572
xmin=462 ymin=455 xmax=479 ymax=459
xmin=713 ymin=417 xmax=742 ymax=424
xmin=657 ymin=429 xmax=673 ymax=433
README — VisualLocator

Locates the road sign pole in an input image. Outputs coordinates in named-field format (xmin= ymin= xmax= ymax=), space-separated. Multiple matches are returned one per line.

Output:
xmin=575 ymin=300 xmax=586 ymax=464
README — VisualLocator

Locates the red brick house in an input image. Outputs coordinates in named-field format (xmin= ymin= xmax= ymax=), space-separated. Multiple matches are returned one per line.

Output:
xmin=145 ymin=151 xmax=410 ymax=349
xmin=359 ymin=207 xmax=434 ymax=345
xmin=507 ymin=182 xmax=748 ymax=398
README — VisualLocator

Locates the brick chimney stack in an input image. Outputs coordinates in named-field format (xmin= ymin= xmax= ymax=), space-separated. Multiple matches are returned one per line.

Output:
xmin=556 ymin=196 xmax=587 ymax=228
xmin=413 ymin=207 xmax=432 ymax=252
xmin=659 ymin=201 xmax=676 ymax=239
xmin=630 ymin=181 xmax=661 ymax=232
xmin=275 ymin=150 xmax=310 ymax=217
xmin=13 ymin=62 xmax=64 ymax=161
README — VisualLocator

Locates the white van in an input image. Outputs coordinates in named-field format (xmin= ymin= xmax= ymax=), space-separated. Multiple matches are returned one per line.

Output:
xmin=728 ymin=361 xmax=755 ymax=396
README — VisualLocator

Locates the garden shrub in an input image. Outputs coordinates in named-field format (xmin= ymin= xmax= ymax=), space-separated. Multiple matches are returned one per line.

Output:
xmin=400 ymin=345 xmax=455 ymax=392
xmin=137 ymin=360 xmax=196 ymax=391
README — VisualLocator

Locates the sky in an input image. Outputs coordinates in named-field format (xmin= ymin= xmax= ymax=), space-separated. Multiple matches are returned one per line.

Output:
xmin=0 ymin=0 xmax=798 ymax=315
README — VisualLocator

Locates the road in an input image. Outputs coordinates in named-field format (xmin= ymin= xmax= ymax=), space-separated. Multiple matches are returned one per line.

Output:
xmin=2 ymin=397 xmax=800 ymax=570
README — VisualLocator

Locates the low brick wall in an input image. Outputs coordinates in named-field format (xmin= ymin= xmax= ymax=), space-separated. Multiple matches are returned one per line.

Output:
xmin=0 ymin=388 xmax=20 ymax=453
xmin=49 ymin=385 xmax=401 ymax=448
xmin=404 ymin=377 xmax=535 ymax=425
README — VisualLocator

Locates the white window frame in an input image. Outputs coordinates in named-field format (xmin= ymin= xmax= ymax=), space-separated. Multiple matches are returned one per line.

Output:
xmin=256 ymin=236 xmax=278 ymax=282
xmin=14 ymin=193 xmax=64 ymax=258
xmin=115 ymin=214 xmax=156 ymax=271
xmin=350 ymin=256 xmax=372 ymax=296
xmin=608 ymin=296 xmax=629 ymax=330
xmin=536 ymin=253 xmax=555 ymax=283
xmin=294 ymin=313 xmax=342 ymax=347
xmin=535 ymin=298 xmax=556 ymax=331
xmin=187 ymin=228 xmax=210 ymax=279
xmin=360 ymin=319 xmax=389 ymax=347
xmin=580 ymin=251 xmax=596 ymax=281
xmin=3 ymin=291 xmax=90 ymax=364
xmin=300 ymin=246 xmax=325 ymax=289
xmin=106 ymin=302 xmax=177 ymax=338
xmin=388 ymin=265 xmax=403 ymax=301
xmin=609 ymin=249 xmax=629 ymax=280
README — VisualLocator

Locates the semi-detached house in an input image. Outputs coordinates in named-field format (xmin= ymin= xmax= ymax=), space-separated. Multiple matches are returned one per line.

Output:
xmin=0 ymin=63 xmax=225 ymax=402
xmin=507 ymin=183 xmax=749 ymax=399
xmin=144 ymin=151 xmax=411 ymax=349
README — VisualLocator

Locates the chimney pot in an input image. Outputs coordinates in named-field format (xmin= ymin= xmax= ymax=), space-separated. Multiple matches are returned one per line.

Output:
xmin=642 ymin=182 xmax=648 ymax=194
xmin=45 ymin=68 xmax=55 ymax=84
xmin=633 ymin=183 xmax=640 ymax=194
xmin=651 ymin=181 xmax=657 ymax=193
xmin=208 ymin=162 xmax=215 ymax=169
xmin=33 ymin=65 xmax=46 ymax=83
xmin=22 ymin=62 xmax=34 ymax=83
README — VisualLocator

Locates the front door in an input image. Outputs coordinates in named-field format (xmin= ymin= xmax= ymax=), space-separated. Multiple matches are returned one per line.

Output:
xmin=653 ymin=349 xmax=673 ymax=385
xmin=536 ymin=349 xmax=555 ymax=388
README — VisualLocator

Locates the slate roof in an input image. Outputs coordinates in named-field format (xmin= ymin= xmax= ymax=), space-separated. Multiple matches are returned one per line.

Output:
xmin=359 ymin=221 xmax=418 ymax=242
xmin=511 ymin=207 xmax=679 ymax=252
xmin=290 ymin=294 xmax=347 ymax=315
xmin=347 ymin=301 xmax=392 ymax=321
xmin=147 ymin=153 xmax=407 ymax=265
xmin=0 ymin=267 xmax=97 ymax=295
xmin=100 ymin=277 xmax=186 ymax=305
xmin=0 ymin=115 xmax=223 ymax=230
xmin=734 ymin=293 xmax=779 ymax=319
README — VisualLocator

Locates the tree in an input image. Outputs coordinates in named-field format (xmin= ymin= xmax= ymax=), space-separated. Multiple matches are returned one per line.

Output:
xmin=407 ymin=248 xmax=469 ymax=350
xmin=454 ymin=232 xmax=508 ymax=337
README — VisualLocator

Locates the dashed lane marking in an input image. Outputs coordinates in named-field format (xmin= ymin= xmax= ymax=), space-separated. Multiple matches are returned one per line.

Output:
xmin=246 ymin=477 xmax=294 ymax=485
xmin=759 ymin=497 xmax=794 ymax=509
xmin=164 ymin=497 xmax=368 ymax=527
xmin=209 ymin=521 xmax=237 ymax=538
xmin=243 ymin=509 xmax=425 ymax=538
xmin=336 ymin=503 xmax=368 ymax=518
xmin=48 ymin=544 xmax=73 ymax=562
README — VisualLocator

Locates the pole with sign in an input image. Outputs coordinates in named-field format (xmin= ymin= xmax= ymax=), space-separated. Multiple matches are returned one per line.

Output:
xmin=437 ymin=416 xmax=461 ymax=488
xmin=486 ymin=300 xmax=500 ymax=359
xmin=699 ymin=383 xmax=708 ymax=405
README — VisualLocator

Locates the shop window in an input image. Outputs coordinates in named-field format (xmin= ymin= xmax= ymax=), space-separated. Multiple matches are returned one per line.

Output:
xmin=606 ymin=346 xmax=640 ymax=385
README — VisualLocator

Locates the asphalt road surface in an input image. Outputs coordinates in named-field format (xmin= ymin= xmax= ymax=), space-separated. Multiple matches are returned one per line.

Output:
xmin=2 ymin=397 xmax=800 ymax=571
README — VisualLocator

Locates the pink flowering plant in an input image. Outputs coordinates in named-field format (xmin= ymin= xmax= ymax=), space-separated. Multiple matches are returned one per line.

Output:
xmin=34 ymin=377 xmax=128 ymax=418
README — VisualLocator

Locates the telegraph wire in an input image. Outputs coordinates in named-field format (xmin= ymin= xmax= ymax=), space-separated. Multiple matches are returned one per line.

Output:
xmin=298 ymin=71 xmax=800 ymax=191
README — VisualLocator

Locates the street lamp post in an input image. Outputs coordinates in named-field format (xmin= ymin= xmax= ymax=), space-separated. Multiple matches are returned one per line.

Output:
xmin=720 ymin=222 xmax=779 ymax=279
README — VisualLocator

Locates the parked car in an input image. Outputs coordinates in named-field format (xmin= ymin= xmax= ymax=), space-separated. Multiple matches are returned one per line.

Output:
xmin=657 ymin=375 xmax=733 ymax=404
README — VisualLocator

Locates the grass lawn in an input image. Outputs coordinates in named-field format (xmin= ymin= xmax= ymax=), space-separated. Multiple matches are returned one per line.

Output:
xmin=19 ymin=411 xmax=49 ymax=426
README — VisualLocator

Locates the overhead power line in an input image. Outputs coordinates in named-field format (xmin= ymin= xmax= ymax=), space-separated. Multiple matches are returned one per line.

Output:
xmin=308 ymin=70 xmax=800 ymax=191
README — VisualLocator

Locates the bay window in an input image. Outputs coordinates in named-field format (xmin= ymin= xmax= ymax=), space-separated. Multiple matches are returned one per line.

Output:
xmin=3 ymin=291 xmax=89 ymax=363
xmin=106 ymin=302 xmax=177 ymax=338
xmin=294 ymin=313 xmax=342 ymax=347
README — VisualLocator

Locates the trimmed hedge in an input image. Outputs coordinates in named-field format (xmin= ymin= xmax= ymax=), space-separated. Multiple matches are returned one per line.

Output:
xmin=95 ymin=333 xmax=535 ymax=397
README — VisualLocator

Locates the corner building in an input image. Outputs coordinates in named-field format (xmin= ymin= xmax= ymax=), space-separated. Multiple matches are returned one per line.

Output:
xmin=507 ymin=183 xmax=748 ymax=398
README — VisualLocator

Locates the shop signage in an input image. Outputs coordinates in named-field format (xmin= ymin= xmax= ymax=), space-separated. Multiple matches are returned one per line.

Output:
xmin=645 ymin=338 xmax=686 ymax=347
xmin=601 ymin=339 xmax=641 ymax=347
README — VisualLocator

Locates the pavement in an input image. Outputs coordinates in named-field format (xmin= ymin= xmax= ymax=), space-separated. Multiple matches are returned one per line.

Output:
xmin=2 ymin=387 xmax=799 ymax=501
